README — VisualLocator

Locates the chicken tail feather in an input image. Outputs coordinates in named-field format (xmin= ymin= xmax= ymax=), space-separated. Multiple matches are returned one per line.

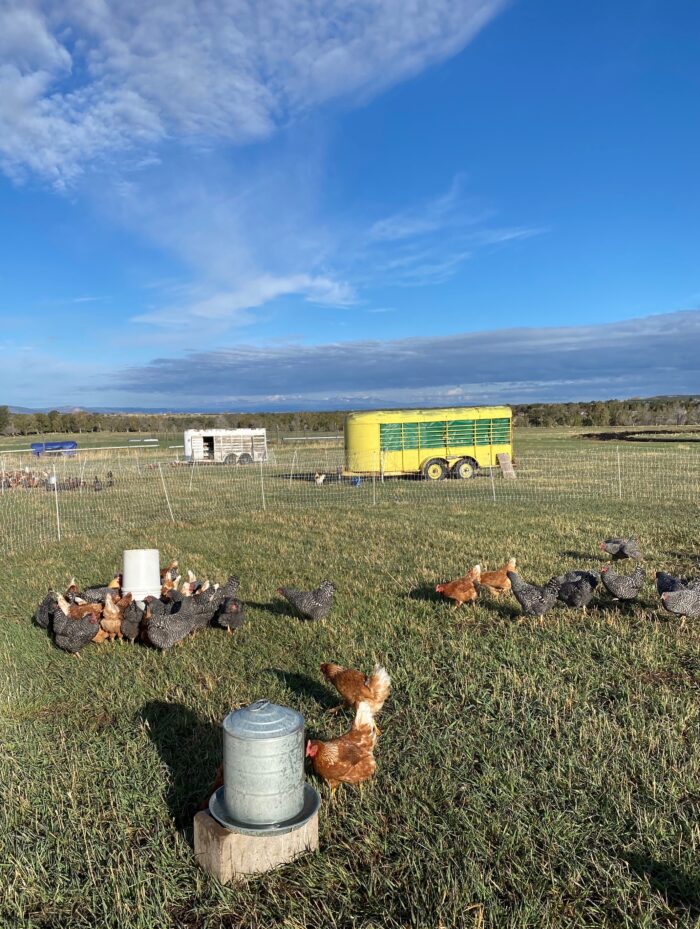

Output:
xmin=367 ymin=665 xmax=391 ymax=711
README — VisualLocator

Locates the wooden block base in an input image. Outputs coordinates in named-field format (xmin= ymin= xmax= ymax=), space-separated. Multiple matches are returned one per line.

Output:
xmin=194 ymin=811 xmax=319 ymax=882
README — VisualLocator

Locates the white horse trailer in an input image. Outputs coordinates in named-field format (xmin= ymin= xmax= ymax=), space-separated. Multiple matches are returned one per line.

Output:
xmin=183 ymin=429 xmax=268 ymax=465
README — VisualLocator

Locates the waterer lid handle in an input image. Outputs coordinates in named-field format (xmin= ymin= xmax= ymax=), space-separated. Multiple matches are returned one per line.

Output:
xmin=249 ymin=699 xmax=270 ymax=712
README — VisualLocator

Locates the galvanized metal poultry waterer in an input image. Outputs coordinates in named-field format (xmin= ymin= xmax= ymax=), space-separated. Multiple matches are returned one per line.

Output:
xmin=208 ymin=700 xmax=320 ymax=836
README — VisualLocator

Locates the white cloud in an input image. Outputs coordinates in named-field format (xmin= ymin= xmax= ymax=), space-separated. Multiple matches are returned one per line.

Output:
xmin=0 ymin=0 xmax=507 ymax=186
xmin=134 ymin=274 xmax=355 ymax=327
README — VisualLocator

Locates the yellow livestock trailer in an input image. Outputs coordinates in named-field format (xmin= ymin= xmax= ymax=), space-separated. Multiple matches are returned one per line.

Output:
xmin=344 ymin=406 xmax=513 ymax=480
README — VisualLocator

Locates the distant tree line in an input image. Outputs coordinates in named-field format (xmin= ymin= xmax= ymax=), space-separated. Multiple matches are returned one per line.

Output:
xmin=1 ymin=397 xmax=699 ymax=438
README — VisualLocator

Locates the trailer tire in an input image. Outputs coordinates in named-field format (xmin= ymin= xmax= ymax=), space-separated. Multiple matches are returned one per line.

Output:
xmin=422 ymin=458 xmax=448 ymax=481
xmin=238 ymin=453 xmax=253 ymax=465
xmin=451 ymin=457 xmax=478 ymax=480
xmin=224 ymin=454 xmax=238 ymax=465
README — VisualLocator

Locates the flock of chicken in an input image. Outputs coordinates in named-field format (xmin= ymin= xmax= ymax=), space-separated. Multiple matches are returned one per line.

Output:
xmin=434 ymin=536 xmax=700 ymax=620
xmin=0 ymin=466 xmax=113 ymax=492
xmin=33 ymin=534 xmax=700 ymax=799
xmin=33 ymin=562 xmax=337 ymax=656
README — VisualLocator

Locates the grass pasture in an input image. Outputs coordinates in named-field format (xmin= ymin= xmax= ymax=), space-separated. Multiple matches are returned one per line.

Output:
xmin=2 ymin=431 xmax=700 ymax=927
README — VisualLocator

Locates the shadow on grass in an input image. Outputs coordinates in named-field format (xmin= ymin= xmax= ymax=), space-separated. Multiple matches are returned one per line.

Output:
xmin=479 ymin=597 xmax=520 ymax=619
xmin=266 ymin=668 xmax=338 ymax=710
xmin=624 ymin=853 xmax=700 ymax=916
xmin=139 ymin=700 xmax=220 ymax=837
xmin=407 ymin=583 xmax=441 ymax=603
xmin=242 ymin=598 xmax=296 ymax=617
xmin=559 ymin=549 xmax=605 ymax=561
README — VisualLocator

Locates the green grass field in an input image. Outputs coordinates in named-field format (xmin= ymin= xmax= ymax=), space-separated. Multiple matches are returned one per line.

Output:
xmin=2 ymin=430 xmax=700 ymax=928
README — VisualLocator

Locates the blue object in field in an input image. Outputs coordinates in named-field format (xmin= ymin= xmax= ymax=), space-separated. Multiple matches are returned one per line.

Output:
xmin=31 ymin=441 xmax=78 ymax=457
xmin=351 ymin=476 xmax=362 ymax=487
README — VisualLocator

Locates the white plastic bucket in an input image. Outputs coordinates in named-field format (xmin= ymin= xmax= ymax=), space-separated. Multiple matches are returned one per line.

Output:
xmin=122 ymin=549 xmax=161 ymax=602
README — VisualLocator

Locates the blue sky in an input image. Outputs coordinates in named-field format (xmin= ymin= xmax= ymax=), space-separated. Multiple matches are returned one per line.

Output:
xmin=0 ymin=0 xmax=698 ymax=410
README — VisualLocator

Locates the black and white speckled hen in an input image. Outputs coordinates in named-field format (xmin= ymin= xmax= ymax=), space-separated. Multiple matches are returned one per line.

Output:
xmin=121 ymin=600 xmax=144 ymax=643
xmin=52 ymin=601 xmax=101 ymax=654
xmin=180 ymin=583 xmax=227 ymax=632
xmin=554 ymin=570 xmax=599 ymax=610
xmin=600 ymin=564 xmax=645 ymax=600
xmin=277 ymin=580 xmax=335 ymax=620
xmin=655 ymin=571 xmax=700 ymax=596
xmin=507 ymin=572 xmax=560 ymax=616
xmin=213 ymin=576 xmax=245 ymax=633
xmin=661 ymin=587 xmax=700 ymax=618
xmin=143 ymin=596 xmax=195 ymax=650
xmin=600 ymin=537 xmax=643 ymax=561
xmin=35 ymin=591 xmax=57 ymax=630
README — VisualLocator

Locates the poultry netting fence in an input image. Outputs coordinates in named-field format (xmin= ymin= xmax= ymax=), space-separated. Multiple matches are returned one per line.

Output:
xmin=1 ymin=445 xmax=699 ymax=552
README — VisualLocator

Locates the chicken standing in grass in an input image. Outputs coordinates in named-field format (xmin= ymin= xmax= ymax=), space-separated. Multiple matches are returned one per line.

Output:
xmin=660 ymin=587 xmax=700 ymax=619
xmin=655 ymin=571 xmax=700 ymax=596
xmin=554 ymin=570 xmax=599 ymax=611
xmin=213 ymin=576 xmax=245 ymax=633
xmin=435 ymin=565 xmax=481 ymax=607
xmin=600 ymin=538 xmax=643 ymax=561
xmin=35 ymin=591 xmax=57 ymax=630
xmin=143 ymin=596 xmax=196 ymax=650
xmin=600 ymin=565 xmax=645 ymax=601
xmin=306 ymin=702 xmax=377 ymax=796
xmin=320 ymin=663 xmax=391 ymax=733
xmin=507 ymin=571 xmax=560 ymax=616
xmin=120 ymin=600 xmax=144 ymax=643
xmin=277 ymin=580 xmax=335 ymax=620
xmin=53 ymin=601 xmax=101 ymax=655
xmin=478 ymin=558 xmax=516 ymax=598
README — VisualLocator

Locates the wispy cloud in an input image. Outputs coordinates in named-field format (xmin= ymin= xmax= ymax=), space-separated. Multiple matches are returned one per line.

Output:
xmin=109 ymin=309 xmax=700 ymax=408
xmin=0 ymin=1 xmax=507 ymax=187
xmin=359 ymin=177 xmax=543 ymax=287
xmin=134 ymin=274 xmax=355 ymax=328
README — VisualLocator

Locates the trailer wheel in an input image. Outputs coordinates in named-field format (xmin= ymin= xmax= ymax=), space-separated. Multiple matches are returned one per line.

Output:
xmin=224 ymin=453 xmax=238 ymax=465
xmin=238 ymin=453 xmax=253 ymax=465
xmin=422 ymin=458 xmax=448 ymax=481
xmin=451 ymin=457 xmax=478 ymax=480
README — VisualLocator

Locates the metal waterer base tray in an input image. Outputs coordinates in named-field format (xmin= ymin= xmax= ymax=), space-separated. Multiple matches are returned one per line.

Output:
xmin=209 ymin=784 xmax=320 ymax=836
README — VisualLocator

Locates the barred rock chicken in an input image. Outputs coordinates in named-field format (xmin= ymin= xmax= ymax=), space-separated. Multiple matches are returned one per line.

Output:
xmin=435 ymin=565 xmax=481 ymax=607
xmin=179 ymin=583 xmax=226 ymax=632
xmin=655 ymin=571 xmax=700 ymax=596
xmin=320 ymin=663 xmax=391 ymax=732
xmin=600 ymin=565 xmax=645 ymax=600
xmin=306 ymin=702 xmax=377 ymax=795
xmin=554 ymin=570 xmax=599 ymax=611
xmin=35 ymin=591 xmax=57 ymax=630
xmin=277 ymin=580 xmax=335 ymax=620
xmin=121 ymin=600 xmax=144 ymax=643
xmin=143 ymin=596 xmax=195 ymax=650
xmin=478 ymin=558 xmax=516 ymax=598
xmin=507 ymin=571 xmax=560 ymax=616
xmin=213 ymin=576 xmax=245 ymax=633
xmin=53 ymin=601 xmax=101 ymax=655
xmin=600 ymin=537 xmax=643 ymax=561
xmin=661 ymin=587 xmax=700 ymax=619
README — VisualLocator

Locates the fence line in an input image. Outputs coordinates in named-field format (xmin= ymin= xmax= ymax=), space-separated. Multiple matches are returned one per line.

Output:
xmin=1 ymin=445 xmax=699 ymax=552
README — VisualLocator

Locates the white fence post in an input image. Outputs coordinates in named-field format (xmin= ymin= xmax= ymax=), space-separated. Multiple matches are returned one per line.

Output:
xmin=188 ymin=457 xmax=197 ymax=492
xmin=617 ymin=447 xmax=623 ymax=499
xmin=260 ymin=458 xmax=266 ymax=511
xmin=158 ymin=462 xmax=176 ymax=523
xmin=53 ymin=464 xmax=61 ymax=541
xmin=490 ymin=458 xmax=497 ymax=503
